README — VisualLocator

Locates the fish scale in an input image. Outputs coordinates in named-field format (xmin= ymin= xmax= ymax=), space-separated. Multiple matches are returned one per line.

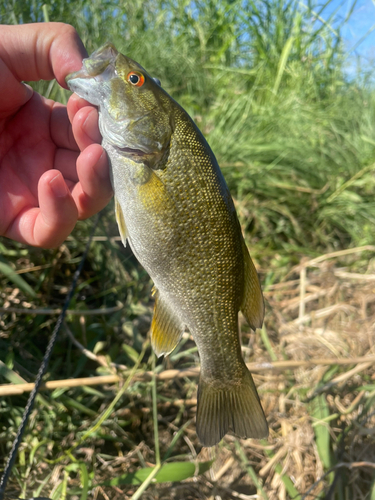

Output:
xmin=67 ymin=43 xmax=268 ymax=446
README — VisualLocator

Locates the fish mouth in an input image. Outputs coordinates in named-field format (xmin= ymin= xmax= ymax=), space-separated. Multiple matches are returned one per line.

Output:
xmin=113 ymin=145 xmax=168 ymax=169
xmin=66 ymin=43 xmax=119 ymax=83
xmin=115 ymin=146 xmax=148 ymax=157
xmin=66 ymin=43 xmax=169 ymax=165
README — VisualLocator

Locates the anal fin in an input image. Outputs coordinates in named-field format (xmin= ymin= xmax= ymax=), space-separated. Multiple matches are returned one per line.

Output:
xmin=151 ymin=290 xmax=184 ymax=357
xmin=115 ymin=197 xmax=128 ymax=246
xmin=240 ymin=238 xmax=265 ymax=330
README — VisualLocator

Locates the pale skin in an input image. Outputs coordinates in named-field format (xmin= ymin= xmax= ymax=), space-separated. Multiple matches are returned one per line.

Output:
xmin=0 ymin=22 xmax=112 ymax=248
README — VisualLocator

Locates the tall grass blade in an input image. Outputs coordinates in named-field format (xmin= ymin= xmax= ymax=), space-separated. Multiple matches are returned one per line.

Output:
xmin=371 ymin=478 xmax=375 ymax=500
xmin=152 ymin=353 xmax=160 ymax=466
xmin=310 ymin=394 xmax=332 ymax=470
xmin=235 ymin=441 xmax=269 ymax=500
xmin=104 ymin=460 xmax=214 ymax=486
xmin=42 ymin=3 xmax=49 ymax=22
xmin=58 ymin=343 xmax=147 ymax=462
xmin=273 ymin=36 xmax=294 ymax=95
xmin=349 ymin=23 xmax=375 ymax=54
xmin=0 ymin=258 xmax=36 ymax=298
xmin=78 ymin=463 xmax=89 ymax=500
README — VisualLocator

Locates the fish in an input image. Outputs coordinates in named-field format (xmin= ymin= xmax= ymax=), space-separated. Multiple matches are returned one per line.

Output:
xmin=66 ymin=44 xmax=268 ymax=446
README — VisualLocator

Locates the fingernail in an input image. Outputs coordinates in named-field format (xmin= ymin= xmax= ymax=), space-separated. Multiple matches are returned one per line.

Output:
xmin=83 ymin=109 xmax=102 ymax=143
xmin=50 ymin=174 xmax=69 ymax=198
xmin=22 ymin=83 xmax=34 ymax=103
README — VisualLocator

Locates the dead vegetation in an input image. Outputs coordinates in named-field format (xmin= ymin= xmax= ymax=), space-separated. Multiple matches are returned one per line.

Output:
xmin=1 ymin=243 xmax=375 ymax=499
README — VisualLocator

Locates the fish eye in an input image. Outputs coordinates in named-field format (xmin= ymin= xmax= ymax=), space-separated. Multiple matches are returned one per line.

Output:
xmin=127 ymin=71 xmax=145 ymax=87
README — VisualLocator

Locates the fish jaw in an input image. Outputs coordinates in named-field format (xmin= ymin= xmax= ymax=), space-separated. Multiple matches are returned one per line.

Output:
xmin=66 ymin=44 xmax=172 ymax=157
xmin=66 ymin=44 xmax=132 ymax=149
xmin=66 ymin=43 xmax=118 ymax=106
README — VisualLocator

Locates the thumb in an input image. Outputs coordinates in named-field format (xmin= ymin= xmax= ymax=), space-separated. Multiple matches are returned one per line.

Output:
xmin=0 ymin=23 xmax=87 ymax=89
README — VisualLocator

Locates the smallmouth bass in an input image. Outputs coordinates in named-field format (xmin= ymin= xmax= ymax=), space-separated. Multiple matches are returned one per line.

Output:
xmin=67 ymin=44 xmax=268 ymax=446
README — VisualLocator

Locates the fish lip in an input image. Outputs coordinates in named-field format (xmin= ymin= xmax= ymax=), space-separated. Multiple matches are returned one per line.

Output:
xmin=66 ymin=67 xmax=90 ymax=82
xmin=89 ymin=43 xmax=118 ymax=62
xmin=66 ymin=43 xmax=119 ymax=84
xmin=66 ymin=62 xmax=116 ymax=86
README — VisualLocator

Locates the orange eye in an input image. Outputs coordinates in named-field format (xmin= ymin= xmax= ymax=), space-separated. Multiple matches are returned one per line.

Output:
xmin=127 ymin=71 xmax=145 ymax=87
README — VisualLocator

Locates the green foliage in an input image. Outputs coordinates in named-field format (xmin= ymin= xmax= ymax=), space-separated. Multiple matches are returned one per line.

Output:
xmin=1 ymin=0 xmax=375 ymax=498
xmin=0 ymin=255 xmax=36 ymax=298
xmin=311 ymin=393 xmax=333 ymax=470
xmin=104 ymin=460 xmax=214 ymax=486
xmin=2 ymin=0 xmax=372 ymax=256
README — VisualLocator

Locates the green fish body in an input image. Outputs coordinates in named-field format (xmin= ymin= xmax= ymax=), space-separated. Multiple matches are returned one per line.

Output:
xmin=67 ymin=44 xmax=268 ymax=446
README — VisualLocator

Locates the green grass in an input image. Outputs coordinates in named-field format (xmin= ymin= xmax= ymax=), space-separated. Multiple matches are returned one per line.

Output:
xmin=1 ymin=0 xmax=375 ymax=498
xmin=1 ymin=0 xmax=374 ymax=259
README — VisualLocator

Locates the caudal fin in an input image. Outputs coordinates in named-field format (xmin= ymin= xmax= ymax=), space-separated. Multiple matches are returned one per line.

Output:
xmin=196 ymin=367 xmax=268 ymax=447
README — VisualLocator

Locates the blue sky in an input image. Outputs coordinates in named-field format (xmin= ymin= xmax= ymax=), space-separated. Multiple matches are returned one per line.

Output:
xmin=323 ymin=0 xmax=375 ymax=68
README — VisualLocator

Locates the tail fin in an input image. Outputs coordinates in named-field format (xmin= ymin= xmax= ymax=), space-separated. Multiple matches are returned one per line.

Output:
xmin=196 ymin=367 xmax=268 ymax=447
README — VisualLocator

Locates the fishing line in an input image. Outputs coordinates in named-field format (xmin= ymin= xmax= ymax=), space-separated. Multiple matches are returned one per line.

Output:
xmin=0 ymin=215 xmax=100 ymax=500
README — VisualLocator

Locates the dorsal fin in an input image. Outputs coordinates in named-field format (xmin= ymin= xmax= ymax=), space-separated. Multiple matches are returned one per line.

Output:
xmin=151 ymin=289 xmax=184 ymax=357
xmin=240 ymin=238 xmax=264 ymax=330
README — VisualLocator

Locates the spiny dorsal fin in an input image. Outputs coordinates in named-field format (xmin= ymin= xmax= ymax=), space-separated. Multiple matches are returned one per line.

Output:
xmin=115 ymin=197 xmax=128 ymax=246
xmin=240 ymin=238 xmax=264 ymax=330
xmin=196 ymin=363 xmax=269 ymax=446
xmin=151 ymin=290 xmax=184 ymax=357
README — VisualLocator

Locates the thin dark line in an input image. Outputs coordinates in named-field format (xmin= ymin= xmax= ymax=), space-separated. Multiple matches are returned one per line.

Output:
xmin=0 ymin=215 xmax=100 ymax=500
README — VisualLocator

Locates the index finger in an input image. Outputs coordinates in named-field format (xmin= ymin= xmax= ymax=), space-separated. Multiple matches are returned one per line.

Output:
xmin=0 ymin=22 xmax=87 ymax=88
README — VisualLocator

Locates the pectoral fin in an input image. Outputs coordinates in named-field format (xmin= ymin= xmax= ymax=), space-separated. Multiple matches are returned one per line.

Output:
xmin=151 ymin=290 xmax=184 ymax=357
xmin=240 ymin=239 xmax=265 ymax=330
xmin=115 ymin=197 xmax=128 ymax=246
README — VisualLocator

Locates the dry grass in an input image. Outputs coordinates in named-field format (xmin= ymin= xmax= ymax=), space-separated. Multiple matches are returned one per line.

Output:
xmin=249 ymin=250 xmax=375 ymax=499
xmin=1 ymin=245 xmax=375 ymax=500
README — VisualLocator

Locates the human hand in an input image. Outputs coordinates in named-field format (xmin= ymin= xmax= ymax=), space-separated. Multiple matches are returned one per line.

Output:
xmin=0 ymin=23 xmax=112 ymax=248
